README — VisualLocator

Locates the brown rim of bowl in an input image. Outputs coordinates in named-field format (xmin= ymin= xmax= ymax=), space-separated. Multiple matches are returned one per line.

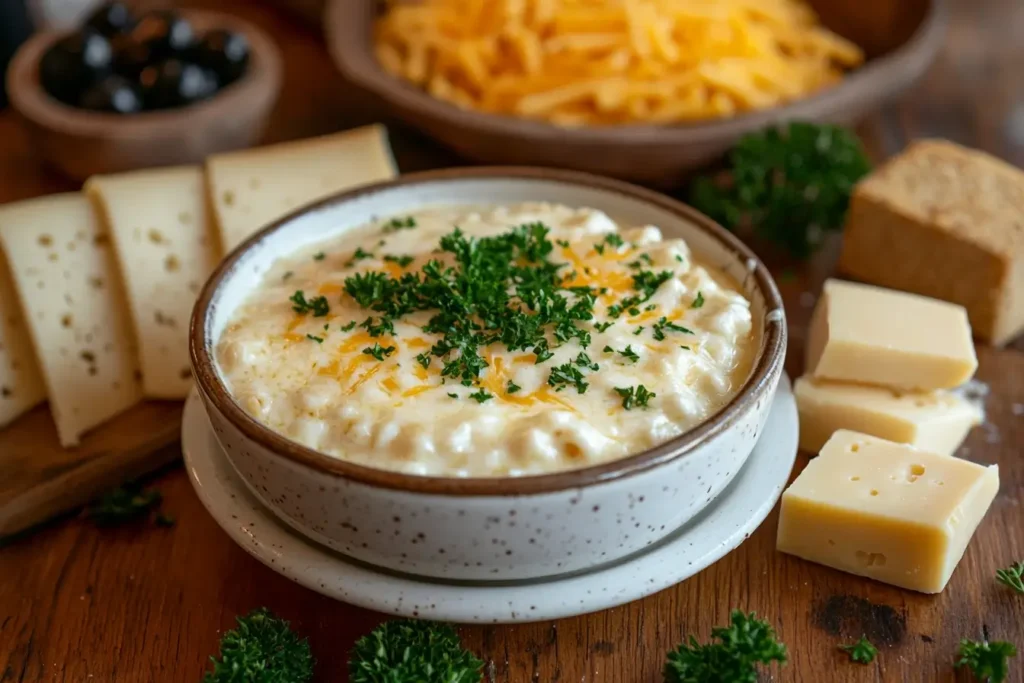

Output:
xmin=327 ymin=0 xmax=948 ymax=143
xmin=190 ymin=167 xmax=786 ymax=497
xmin=6 ymin=10 xmax=282 ymax=135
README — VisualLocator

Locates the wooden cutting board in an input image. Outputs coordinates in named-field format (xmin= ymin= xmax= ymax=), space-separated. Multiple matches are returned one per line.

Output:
xmin=0 ymin=401 xmax=183 ymax=537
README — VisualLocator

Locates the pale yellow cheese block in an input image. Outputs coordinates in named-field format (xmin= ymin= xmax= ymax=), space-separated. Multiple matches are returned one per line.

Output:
xmin=206 ymin=125 xmax=398 ymax=252
xmin=806 ymin=279 xmax=977 ymax=391
xmin=0 ymin=249 xmax=46 ymax=428
xmin=86 ymin=167 xmax=221 ymax=399
xmin=0 ymin=194 xmax=142 ymax=446
xmin=794 ymin=376 xmax=981 ymax=455
xmin=777 ymin=430 xmax=998 ymax=593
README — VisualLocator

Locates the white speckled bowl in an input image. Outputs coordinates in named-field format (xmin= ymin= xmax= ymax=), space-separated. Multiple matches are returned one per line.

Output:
xmin=189 ymin=167 xmax=786 ymax=581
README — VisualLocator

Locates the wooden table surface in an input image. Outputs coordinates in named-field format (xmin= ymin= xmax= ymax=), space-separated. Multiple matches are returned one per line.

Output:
xmin=2 ymin=1 xmax=1023 ymax=681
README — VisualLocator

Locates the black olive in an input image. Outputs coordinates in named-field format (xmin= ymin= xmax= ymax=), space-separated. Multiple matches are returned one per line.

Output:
xmin=131 ymin=11 xmax=195 ymax=61
xmin=140 ymin=59 xmax=218 ymax=109
xmin=78 ymin=74 xmax=142 ymax=113
xmin=110 ymin=33 xmax=151 ymax=79
xmin=38 ymin=31 xmax=113 ymax=104
xmin=84 ymin=2 xmax=135 ymax=37
xmin=192 ymin=29 xmax=249 ymax=85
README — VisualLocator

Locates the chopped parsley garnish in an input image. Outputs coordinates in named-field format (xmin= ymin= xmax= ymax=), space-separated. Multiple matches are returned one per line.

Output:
xmin=594 ymin=321 xmax=614 ymax=332
xmin=604 ymin=344 xmax=639 ymax=363
xmin=383 ymin=216 xmax=417 ymax=233
xmin=556 ymin=239 xmax=570 ymax=248
xmin=340 ymin=321 xmax=357 ymax=332
xmin=996 ymin=561 xmax=1024 ymax=594
xmin=603 ymin=233 xmax=624 ymax=248
xmin=362 ymin=343 xmax=396 ymax=361
xmin=628 ymin=307 xmax=641 ymax=316
xmin=447 ymin=392 xmax=458 ymax=399
xmin=534 ymin=346 xmax=554 ymax=364
xmin=839 ymin=636 xmax=877 ymax=664
xmin=548 ymin=362 xmax=590 ymax=394
xmin=468 ymin=389 xmax=493 ymax=403
xmin=594 ymin=243 xmax=606 ymax=255
xmin=313 ymin=251 xmax=326 ymax=261
xmin=633 ymin=326 xmax=644 ymax=335
xmin=282 ymin=271 xmax=294 ymax=281
xmin=674 ymin=254 xmax=683 ymax=262
xmin=680 ymin=345 xmax=691 ymax=351
xmin=360 ymin=315 xmax=395 ymax=337
xmin=652 ymin=317 xmax=694 ymax=341
xmin=415 ymin=353 xmax=431 ymax=369
xmin=506 ymin=380 xmax=521 ymax=394
xmin=614 ymin=384 xmax=655 ymax=410
xmin=384 ymin=254 xmax=415 ymax=268
xmin=306 ymin=334 xmax=324 ymax=343
xmin=692 ymin=291 xmax=705 ymax=308
xmin=644 ymin=304 xmax=657 ymax=311
xmin=346 ymin=247 xmax=375 ymax=267
xmin=607 ymin=268 xmax=674 ymax=318
xmin=290 ymin=290 xmax=329 ymax=317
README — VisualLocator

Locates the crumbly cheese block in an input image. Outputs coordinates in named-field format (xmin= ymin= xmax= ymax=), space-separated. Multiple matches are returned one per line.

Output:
xmin=0 ymin=194 xmax=142 ymax=446
xmin=777 ymin=430 xmax=999 ymax=593
xmin=794 ymin=376 xmax=981 ymax=455
xmin=806 ymin=279 xmax=977 ymax=391
xmin=206 ymin=125 xmax=398 ymax=252
xmin=0 ymin=249 xmax=47 ymax=428
xmin=839 ymin=140 xmax=1024 ymax=346
xmin=86 ymin=167 xmax=220 ymax=399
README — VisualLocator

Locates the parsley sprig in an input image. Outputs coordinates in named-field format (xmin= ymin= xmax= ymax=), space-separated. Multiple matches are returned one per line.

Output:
xmin=957 ymin=639 xmax=1017 ymax=683
xmin=204 ymin=608 xmax=313 ymax=683
xmin=839 ymin=636 xmax=877 ymax=664
xmin=664 ymin=610 xmax=787 ymax=683
xmin=996 ymin=561 xmax=1024 ymax=594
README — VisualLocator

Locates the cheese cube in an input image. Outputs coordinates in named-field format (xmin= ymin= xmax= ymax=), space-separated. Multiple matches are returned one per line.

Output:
xmin=777 ymin=430 xmax=999 ymax=593
xmin=86 ymin=166 xmax=220 ymax=399
xmin=207 ymin=125 xmax=397 ymax=252
xmin=839 ymin=140 xmax=1024 ymax=346
xmin=806 ymin=279 xmax=977 ymax=391
xmin=794 ymin=377 xmax=981 ymax=455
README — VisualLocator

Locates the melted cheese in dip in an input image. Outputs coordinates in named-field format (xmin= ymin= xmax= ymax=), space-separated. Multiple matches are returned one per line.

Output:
xmin=217 ymin=203 xmax=756 ymax=477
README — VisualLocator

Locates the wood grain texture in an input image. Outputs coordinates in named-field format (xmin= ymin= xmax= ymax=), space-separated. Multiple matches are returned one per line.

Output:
xmin=2 ymin=0 xmax=1023 ymax=681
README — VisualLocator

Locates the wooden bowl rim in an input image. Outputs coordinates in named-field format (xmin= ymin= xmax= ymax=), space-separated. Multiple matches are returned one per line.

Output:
xmin=6 ymin=9 xmax=283 ymax=138
xmin=190 ymin=166 xmax=787 ymax=497
xmin=326 ymin=0 xmax=949 ymax=146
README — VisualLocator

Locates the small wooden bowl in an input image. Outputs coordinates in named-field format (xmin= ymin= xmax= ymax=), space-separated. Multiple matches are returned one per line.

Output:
xmin=7 ymin=11 xmax=282 ymax=181
xmin=327 ymin=0 xmax=948 ymax=185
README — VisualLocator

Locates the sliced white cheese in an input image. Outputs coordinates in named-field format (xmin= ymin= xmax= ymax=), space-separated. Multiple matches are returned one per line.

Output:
xmin=206 ymin=124 xmax=398 ymax=252
xmin=87 ymin=166 xmax=220 ymax=399
xmin=0 ymin=248 xmax=46 ymax=428
xmin=0 ymin=194 xmax=142 ymax=446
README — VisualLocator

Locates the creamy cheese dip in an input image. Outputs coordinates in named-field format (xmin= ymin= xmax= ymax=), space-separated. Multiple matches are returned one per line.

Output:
xmin=217 ymin=203 xmax=756 ymax=477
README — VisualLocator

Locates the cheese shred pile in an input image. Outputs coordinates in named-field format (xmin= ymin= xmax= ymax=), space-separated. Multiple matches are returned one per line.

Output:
xmin=374 ymin=0 xmax=864 ymax=126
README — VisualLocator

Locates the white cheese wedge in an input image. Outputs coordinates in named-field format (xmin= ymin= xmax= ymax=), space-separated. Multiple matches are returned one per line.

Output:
xmin=794 ymin=376 xmax=981 ymax=455
xmin=0 ymin=194 xmax=142 ymax=446
xmin=806 ymin=279 xmax=977 ymax=391
xmin=0 ymin=249 xmax=46 ymax=428
xmin=206 ymin=124 xmax=398 ymax=252
xmin=86 ymin=167 xmax=220 ymax=399
xmin=777 ymin=430 xmax=999 ymax=593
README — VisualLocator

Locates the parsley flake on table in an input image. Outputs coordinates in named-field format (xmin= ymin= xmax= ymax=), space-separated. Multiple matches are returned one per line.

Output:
xmin=363 ymin=343 xmax=396 ymax=361
xmin=614 ymin=384 xmax=655 ymax=410
xmin=86 ymin=483 xmax=164 ymax=527
xmin=957 ymin=639 xmax=1017 ymax=683
xmin=664 ymin=610 xmax=787 ymax=683
xmin=996 ymin=561 xmax=1024 ymax=594
xmin=290 ymin=291 xmax=329 ymax=317
xmin=839 ymin=636 xmax=877 ymax=664
xmin=383 ymin=216 xmax=417 ymax=232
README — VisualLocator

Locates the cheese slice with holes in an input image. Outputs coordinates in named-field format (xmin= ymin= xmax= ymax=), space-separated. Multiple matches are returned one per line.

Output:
xmin=806 ymin=279 xmax=977 ymax=391
xmin=794 ymin=376 xmax=981 ymax=455
xmin=0 ymin=249 xmax=46 ymax=428
xmin=87 ymin=167 xmax=220 ymax=399
xmin=206 ymin=125 xmax=398 ymax=252
xmin=0 ymin=194 xmax=142 ymax=446
xmin=777 ymin=430 xmax=999 ymax=593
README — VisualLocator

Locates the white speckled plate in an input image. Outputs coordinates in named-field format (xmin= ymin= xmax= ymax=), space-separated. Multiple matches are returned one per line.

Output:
xmin=183 ymin=374 xmax=797 ymax=623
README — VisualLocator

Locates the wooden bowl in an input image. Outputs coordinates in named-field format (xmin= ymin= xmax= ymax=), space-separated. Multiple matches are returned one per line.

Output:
xmin=326 ymin=0 xmax=948 ymax=185
xmin=6 ymin=11 xmax=283 ymax=181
